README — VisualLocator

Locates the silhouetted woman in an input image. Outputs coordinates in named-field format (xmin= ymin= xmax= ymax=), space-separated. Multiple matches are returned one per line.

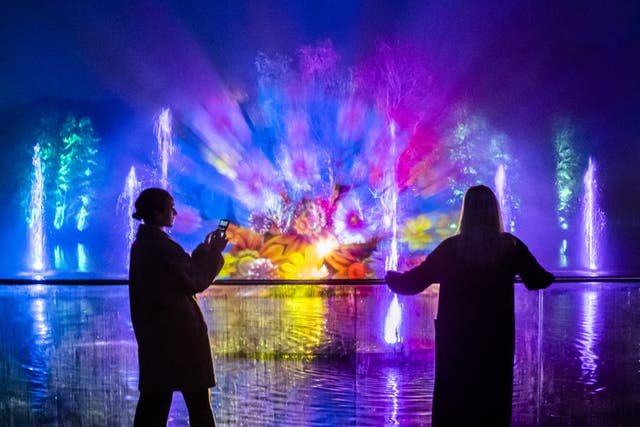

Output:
xmin=385 ymin=185 xmax=554 ymax=426
xmin=129 ymin=188 xmax=226 ymax=426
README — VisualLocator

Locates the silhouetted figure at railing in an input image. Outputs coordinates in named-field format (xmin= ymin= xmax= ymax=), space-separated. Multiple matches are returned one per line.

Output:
xmin=128 ymin=188 xmax=227 ymax=426
xmin=386 ymin=185 xmax=554 ymax=427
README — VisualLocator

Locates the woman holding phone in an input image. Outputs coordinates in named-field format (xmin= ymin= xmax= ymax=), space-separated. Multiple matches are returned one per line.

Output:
xmin=128 ymin=187 xmax=227 ymax=426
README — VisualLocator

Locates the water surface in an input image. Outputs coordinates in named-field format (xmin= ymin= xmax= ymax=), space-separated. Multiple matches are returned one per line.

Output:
xmin=0 ymin=282 xmax=638 ymax=426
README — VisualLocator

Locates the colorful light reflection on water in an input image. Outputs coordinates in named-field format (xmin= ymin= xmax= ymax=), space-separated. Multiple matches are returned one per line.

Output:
xmin=1 ymin=282 xmax=638 ymax=426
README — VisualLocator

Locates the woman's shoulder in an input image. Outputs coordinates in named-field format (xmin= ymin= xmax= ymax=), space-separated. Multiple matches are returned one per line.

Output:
xmin=435 ymin=235 xmax=461 ymax=253
xmin=502 ymin=232 xmax=527 ymax=247
xmin=433 ymin=232 xmax=519 ymax=252
xmin=501 ymin=232 xmax=518 ymax=243
xmin=135 ymin=225 xmax=186 ymax=253
xmin=501 ymin=233 xmax=532 ymax=258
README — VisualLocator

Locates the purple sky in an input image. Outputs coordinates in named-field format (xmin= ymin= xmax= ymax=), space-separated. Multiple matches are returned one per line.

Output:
xmin=2 ymin=0 xmax=638 ymax=121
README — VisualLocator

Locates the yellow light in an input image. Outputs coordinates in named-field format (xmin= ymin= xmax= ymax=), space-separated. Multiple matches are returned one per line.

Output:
xmin=315 ymin=235 xmax=338 ymax=258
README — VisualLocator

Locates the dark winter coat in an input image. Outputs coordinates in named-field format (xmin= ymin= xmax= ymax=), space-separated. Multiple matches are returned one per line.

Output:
xmin=387 ymin=233 xmax=554 ymax=427
xmin=128 ymin=224 xmax=224 ymax=392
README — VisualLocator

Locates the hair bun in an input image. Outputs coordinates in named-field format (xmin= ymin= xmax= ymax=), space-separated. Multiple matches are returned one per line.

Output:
xmin=131 ymin=187 xmax=172 ymax=223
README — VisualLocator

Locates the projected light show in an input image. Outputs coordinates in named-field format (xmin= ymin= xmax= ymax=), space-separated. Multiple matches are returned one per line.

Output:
xmin=2 ymin=2 xmax=640 ymax=426
xmin=3 ymin=0 xmax=637 ymax=280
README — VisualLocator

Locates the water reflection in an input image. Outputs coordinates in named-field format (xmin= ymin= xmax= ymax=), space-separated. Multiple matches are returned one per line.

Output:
xmin=0 ymin=283 xmax=638 ymax=426
xmin=25 ymin=295 xmax=52 ymax=415
xmin=577 ymin=290 xmax=600 ymax=387
xmin=385 ymin=369 xmax=400 ymax=425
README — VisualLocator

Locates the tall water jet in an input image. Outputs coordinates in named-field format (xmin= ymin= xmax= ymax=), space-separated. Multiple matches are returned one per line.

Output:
xmin=154 ymin=108 xmax=174 ymax=189
xmin=494 ymin=164 xmax=512 ymax=232
xmin=119 ymin=166 xmax=141 ymax=267
xmin=384 ymin=120 xmax=399 ymax=271
xmin=581 ymin=157 xmax=605 ymax=271
xmin=383 ymin=120 xmax=402 ymax=345
xmin=28 ymin=144 xmax=46 ymax=272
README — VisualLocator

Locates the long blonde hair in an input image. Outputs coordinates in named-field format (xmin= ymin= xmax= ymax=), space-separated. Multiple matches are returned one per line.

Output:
xmin=455 ymin=185 xmax=511 ymax=267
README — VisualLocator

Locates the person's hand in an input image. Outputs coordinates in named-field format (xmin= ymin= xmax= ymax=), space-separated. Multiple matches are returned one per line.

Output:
xmin=206 ymin=230 xmax=228 ymax=253
xmin=384 ymin=270 xmax=402 ymax=284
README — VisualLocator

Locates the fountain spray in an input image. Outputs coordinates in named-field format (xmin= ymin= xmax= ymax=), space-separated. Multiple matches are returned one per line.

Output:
xmin=383 ymin=120 xmax=402 ymax=345
xmin=154 ymin=108 xmax=174 ymax=189
xmin=494 ymin=164 xmax=512 ymax=232
xmin=581 ymin=157 xmax=604 ymax=271
xmin=118 ymin=166 xmax=141 ymax=268
xmin=384 ymin=120 xmax=399 ymax=271
xmin=29 ymin=144 xmax=45 ymax=272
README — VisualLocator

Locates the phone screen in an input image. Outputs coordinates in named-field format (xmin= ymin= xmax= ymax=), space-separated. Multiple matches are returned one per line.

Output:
xmin=218 ymin=219 xmax=230 ymax=232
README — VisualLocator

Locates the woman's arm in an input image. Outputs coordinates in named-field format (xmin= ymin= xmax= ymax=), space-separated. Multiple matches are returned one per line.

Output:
xmin=385 ymin=241 xmax=446 ymax=295
xmin=514 ymin=237 xmax=554 ymax=290
xmin=164 ymin=240 xmax=225 ymax=295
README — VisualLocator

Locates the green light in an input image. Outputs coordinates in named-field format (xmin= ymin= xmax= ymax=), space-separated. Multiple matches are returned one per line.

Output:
xmin=554 ymin=121 xmax=581 ymax=230
xmin=33 ymin=113 xmax=100 ymax=232
xmin=559 ymin=239 xmax=568 ymax=268
xmin=76 ymin=206 xmax=88 ymax=231
xmin=445 ymin=109 xmax=518 ymax=219
xmin=77 ymin=243 xmax=88 ymax=272
xmin=54 ymin=245 xmax=67 ymax=270
xmin=54 ymin=206 xmax=65 ymax=230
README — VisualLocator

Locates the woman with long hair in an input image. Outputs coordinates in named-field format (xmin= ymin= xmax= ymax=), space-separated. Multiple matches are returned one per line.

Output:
xmin=385 ymin=185 xmax=554 ymax=426
xmin=128 ymin=188 xmax=227 ymax=426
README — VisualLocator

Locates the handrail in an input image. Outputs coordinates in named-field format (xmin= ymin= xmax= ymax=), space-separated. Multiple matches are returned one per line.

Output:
xmin=1 ymin=274 xmax=640 ymax=285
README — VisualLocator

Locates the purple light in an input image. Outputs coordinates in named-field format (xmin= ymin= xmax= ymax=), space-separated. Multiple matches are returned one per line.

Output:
xmin=384 ymin=120 xmax=399 ymax=271
xmin=581 ymin=157 xmax=605 ymax=271
xmin=578 ymin=291 xmax=600 ymax=384
xmin=494 ymin=164 xmax=512 ymax=232
xmin=384 ymin=294 xmax=402 ymax=344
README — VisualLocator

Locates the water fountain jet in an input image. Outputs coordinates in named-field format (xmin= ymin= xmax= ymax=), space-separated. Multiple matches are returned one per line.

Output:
xmin=28 ymin=144 xmax=46 ymax=273
xmin=118 ymin=166 xmax=141 ymax=268
xmin=581 ymin=157 xmax=605 ymax=271
xmin=494 ymin=164 xmax=512 ymax=232
xmin=154 ymin=108 xmax=174 ymax=189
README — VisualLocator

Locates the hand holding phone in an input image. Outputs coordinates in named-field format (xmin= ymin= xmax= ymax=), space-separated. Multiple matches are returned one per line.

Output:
xmin=206 ymin=219 xmax=229 ymax=252
xmin=217 ymin=219 xmax=230 ymax=236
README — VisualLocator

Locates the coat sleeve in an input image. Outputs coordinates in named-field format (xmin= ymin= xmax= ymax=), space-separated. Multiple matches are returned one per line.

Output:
xmin=385 ymin=240 xmax=447 ymax=295
xmin=513 ymin=237 xmax=554 ymax=290
xmin=163 ymin=241 xmax=225 ymax=295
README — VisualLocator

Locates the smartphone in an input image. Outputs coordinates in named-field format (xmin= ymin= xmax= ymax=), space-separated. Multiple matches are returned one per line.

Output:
xmin=217 ymin=219 xmax=230 ymax=236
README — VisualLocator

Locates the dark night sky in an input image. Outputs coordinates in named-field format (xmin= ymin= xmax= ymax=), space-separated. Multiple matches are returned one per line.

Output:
xmin=2 ymin=0 xmax=638 ymax=117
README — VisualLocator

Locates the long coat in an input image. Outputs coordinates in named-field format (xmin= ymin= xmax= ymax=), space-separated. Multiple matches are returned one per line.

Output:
xmin=387 ymin=233 xmax=554 ymax=427
xmin=128 ymin=224 xmax=224 ymax=392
